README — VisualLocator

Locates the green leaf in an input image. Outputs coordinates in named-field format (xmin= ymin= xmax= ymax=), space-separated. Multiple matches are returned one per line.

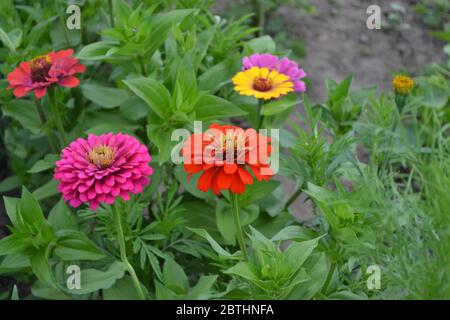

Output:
xmin=0 ymin=27 xmax=16 ymax=52
xmin=31 ymin=280 xmax=72 ymax=300
xmin=155 ymin=281 xmax=178 ymax=300
xmin=8 ymin=28 xmax=22 ymax=50
xmin=81 ymin=84 xmax=129 ymax=108
xmin=28 ymin=154 xmax=58 ymax=173
xmin=174 ymin=166 xmax=215 ymax=200
xmin=284 ymin=237 xmax=323 ymax=277
xmin=189 ymin=275 xmax=218 ymax=299
xmin=47 ymin=199 xmax=78 ymax=230
xmin=11 ymin=285 xmax=19 ymax=300
xmin=261 ymin=94 xmax=299 ymax=116
xmin=0 ymin=235 xmax=29 ymax=256
xmin=75 ymin=41 xmax=116 ymax=60
xmin=32 ymin=179 xmax=59 ymax=201
xmin=238 ymin=180 xmax=280 ymax=206
xmin=123 ymin=78 xmax=171 ymax=119
xmin=179 ymin=201 xmax=220 ymax=239
xmin=31 ymin=247 xmax=55 ymax=287
xmin=3 ymin=100 xmax=41 ymax=134
xmin=245 ymin=35 xmax=276 ymax=53
xmin=0 ymin=176 xmax=21 ymax=193
xmin=198 ymin=60 xmax=235 ymax=93
xmin=224 ymin=262 xmax=258 ymax=282
xmin=272 ymin=225 xmax=318 ymax=242
xmin=143 ymin=9 xmax=195 ymax=57
xmin=163 ymin=258 xmax=189 ymax=293
xmin=0 ymin=253 xmax=30 ymax=272
xmin=187 ymin=227 xmax=242 ymax=260
xmin=195 ymin=95 xmax=247 ymax=120
xmin=329 ymin=76 xmax=353 ymax=105
xmin=215 ymin=201 xmax=236 ymax=246
xmin=54 ymin=230 xmax=105 ymax=261
xmin=420 ymin=80 xmax=449 ymax=109
xmin=431 ymin=31 xmax=450 ymax=42
xmin=26 ymin=16 xmax=58 ymax=47
xmin=103 ymin=276 xmax=143 ymax=300
xmin=84 ymin=123 xmax=139 ymax=136
xmin=20 ymin=186 xmax=45 ymax=225
xmin=146 ymin=124 xmax=175 ymax=165
xmin=66 ymin=261 xmax=126 ymax=295
xmin=112 ymin=0 xmax=132 ymax=26
xmin=2 ymin=196 xmax=20 ymax=227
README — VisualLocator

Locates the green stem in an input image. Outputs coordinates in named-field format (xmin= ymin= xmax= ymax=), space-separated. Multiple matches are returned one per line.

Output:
xmin=108 ymin=0 xmax=115 ymax=28
xmin=139 ymin=60 xmax=148 ymax=77
xmin=257 ymin=1 xmax=266 ymax=36
xmin=229 ymin=192 xmax=248 ymax=260
xmin=283 ymin=186 xmax=303 ymax=211
xmin=49 ymin=89 xmax=69 ymax=147
xmin=256 ymin=100 xmax=264 ymax=131
xmin=34 ymin=98 xmax=58 ymax=152
xmin=322 ymin=262 xmax=336 ymax=294
xmin=380 ymin=106 xmax=401 ymax=173
xmin=111 ymin=203 xmax=146 ymax=300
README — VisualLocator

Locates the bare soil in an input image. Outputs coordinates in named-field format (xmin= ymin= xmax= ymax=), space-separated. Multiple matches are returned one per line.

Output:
xmin=278 ymin=0 xmax=445 ymax=102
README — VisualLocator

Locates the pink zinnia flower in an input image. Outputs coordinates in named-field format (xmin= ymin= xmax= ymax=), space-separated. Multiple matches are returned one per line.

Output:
xmin=7 ymin=49 xmax=85 ymax=99
xmin=54 ymin=133 xmax=153 ymax=211
xmin=242 ymin=53 xmax=307 ymax=92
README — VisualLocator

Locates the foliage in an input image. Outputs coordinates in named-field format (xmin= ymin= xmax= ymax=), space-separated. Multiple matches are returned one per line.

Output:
xmin=0 ymin=0 xmax=449 ymax=300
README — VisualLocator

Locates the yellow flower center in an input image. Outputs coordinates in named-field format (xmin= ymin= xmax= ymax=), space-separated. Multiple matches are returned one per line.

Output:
xmin=29 ymin=54 xmax=52 ymax=83
xmin=253 ymin=77 xmax=273 ymax=92
xmin=218 ymin=131 xmax=248 ymax=162
xmin=392 ymin=75 xmax=414 ymax=95
xmin=88 ymin=145 xmax=115 ymax=168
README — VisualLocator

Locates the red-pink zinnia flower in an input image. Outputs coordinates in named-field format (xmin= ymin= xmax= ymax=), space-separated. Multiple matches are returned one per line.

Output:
xmin=54 ymin=133 xmax=153 ymax=211
xmin=7 ymin=49 xmax=85 ymax=99
xmin=242 ymin=53 xmax=307 ymax=92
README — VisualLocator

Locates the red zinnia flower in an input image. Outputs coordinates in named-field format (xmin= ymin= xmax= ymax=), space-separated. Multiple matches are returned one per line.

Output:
xmin=182 ymin=124 xmax=274 ymax=195
xmin=7 ymin=49 xmax=85 ymax=99
xmin=54 ymin=133 xmax=153 ymax=211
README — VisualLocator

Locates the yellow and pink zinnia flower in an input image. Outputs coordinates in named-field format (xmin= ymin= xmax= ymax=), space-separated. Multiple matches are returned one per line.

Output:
xmin=54 ymin=133 xmax=153 ymax=211
xmin=232 ymin=53 xmax=307 ymax=100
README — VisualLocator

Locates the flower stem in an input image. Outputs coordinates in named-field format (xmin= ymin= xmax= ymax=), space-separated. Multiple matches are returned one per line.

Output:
xmin=108 ymin=0 xmax=115 ymax=27
xmin=283 ymin=186 xmax=303 ymax=212
xmin=111 ymin=203 xmax=146 ymax=300
xmin=257 ymin=1 xmax=266 ymax=36
xmin=34 ymin=97 xmax=58 ymax=153
xmin=49 ymin=89 xmax=69 ymax=147
xmin=229 ymin=192 xmax=248 ymax=260
xmin=256 ymin=100 xmax=265 ymax=131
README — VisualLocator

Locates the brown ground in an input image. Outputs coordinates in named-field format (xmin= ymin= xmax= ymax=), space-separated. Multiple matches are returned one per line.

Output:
xmin=278 ymin=0 xmax=445 ymax=102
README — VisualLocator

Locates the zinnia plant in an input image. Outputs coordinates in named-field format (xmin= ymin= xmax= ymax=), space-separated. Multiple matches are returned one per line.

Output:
xmin=6 ymin=49 xmax=85 ymax=151
xmin=54 ymin=132 xmax=153 ymax=299
xmin=1 ymin=0 xmax=448 ymax=303
xmin=182 ymin=123 xmax=274 ymax=259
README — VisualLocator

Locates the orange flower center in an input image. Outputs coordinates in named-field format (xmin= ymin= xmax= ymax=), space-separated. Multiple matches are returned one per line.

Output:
xmin=88 ymin=145 xmax=115 ymax=168
xmin=253 ymin=77 xmax=272 ymax=92
xmin=29 ymin=55 xmax=52 ymax=83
